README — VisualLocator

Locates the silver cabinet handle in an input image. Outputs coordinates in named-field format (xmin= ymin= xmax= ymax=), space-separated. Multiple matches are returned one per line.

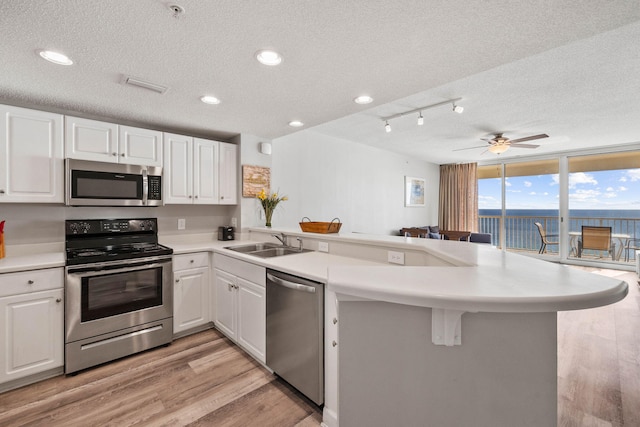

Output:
xmin=175 ymin=279 xmax=179 ymax=283
xmin=333 ymin=318 xmax=338 ymax=324
xmin=121 ymin=153 xmax=125 ymax=157
xmin=0 ymin=189 xmax=5 ymax=194
xmin=112 ymin=152 xmax=117 ymax=156
xmin=190 ymin=259 xmax=194 ymax=263
xmin=195 ymin=195 xmax=198 ymax=199
xmin=332 ymin=341 xmax=337 ymax=347
xmin=267 ymin=273 xmax=316 ymax=293
xmin=28 ymin=280 xmax=34 ymax=285
xmin=56 ymin=298 xmax=62 ymax=303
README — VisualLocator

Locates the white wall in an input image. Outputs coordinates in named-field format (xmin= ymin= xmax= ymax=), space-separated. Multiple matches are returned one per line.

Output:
xmin=270 ymin=130 xmax=439 ymax=235
xmin=234 ymin=133 xmax=273 ymax=229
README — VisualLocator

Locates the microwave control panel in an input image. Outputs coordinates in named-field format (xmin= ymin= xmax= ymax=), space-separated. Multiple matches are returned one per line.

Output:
xmin=148 ymin=175 xmax=162 ymax=200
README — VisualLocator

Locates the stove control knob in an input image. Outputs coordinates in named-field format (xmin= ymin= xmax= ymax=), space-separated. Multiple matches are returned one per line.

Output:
xmin=69 ymin=223 xmax=79 ymax=234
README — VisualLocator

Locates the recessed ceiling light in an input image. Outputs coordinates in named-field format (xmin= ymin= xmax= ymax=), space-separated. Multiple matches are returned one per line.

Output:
xmin=256 ymin=49 xmax=282 ymax=66
xmin=354 ymin=95 xmax=373 ymax=104
xmin=38 ymin=50 xmax=73 ymax=65
xmin=200 ymin=95 xmax=221 ymax=105
xmin=288 ymin=120 xmax=304 ymax=127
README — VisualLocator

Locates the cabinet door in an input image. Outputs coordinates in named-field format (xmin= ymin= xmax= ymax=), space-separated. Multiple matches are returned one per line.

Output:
xmin=0 ymin=105 xmax=64 ymax=203
xmin=0 ymin=289 xmax=64 ymax=384
xmin=163 ymin=133 xmax=193 ymax=204
xmin=213 ymin=269 xmax=237 ymax=340
xmin=193 ymin=138 xmax=219 ymax=205
xmin=119 ymin=125 xmax=163 ymax=167
xmin=64 ymin=116 xmax=118 ymax=163
xmin=236 ymin=277 xmax=266 ymax=362
xmin=173 ymin=267 xmax=210 ymax=334
xmin=218 ymin=142 xmax=237 ymax=205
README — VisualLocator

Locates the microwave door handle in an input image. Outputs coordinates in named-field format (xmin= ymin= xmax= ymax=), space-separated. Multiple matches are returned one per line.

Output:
xmin=142 ymin=169 xmax=149 ymax=205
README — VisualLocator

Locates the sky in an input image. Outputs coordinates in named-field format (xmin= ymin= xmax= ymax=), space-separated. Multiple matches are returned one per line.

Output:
xmin=479 ymin=168 xmax=640 ymax=210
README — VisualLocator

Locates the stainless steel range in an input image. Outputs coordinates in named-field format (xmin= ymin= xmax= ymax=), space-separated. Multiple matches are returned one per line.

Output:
xmin=64 ymin=218 xmax=173 ymax=374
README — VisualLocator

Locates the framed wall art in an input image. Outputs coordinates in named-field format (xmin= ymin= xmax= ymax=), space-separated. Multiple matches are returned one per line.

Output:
xmin=405 ymin=176 xmax=425 ymax=207
xmin=242 ymin=165 xmax=271 ymax=197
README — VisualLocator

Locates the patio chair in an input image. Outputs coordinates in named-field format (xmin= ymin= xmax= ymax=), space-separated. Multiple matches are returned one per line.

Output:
xmin=578 ymin=226 xmax=615 ymax=260
xmin=624 ymin=238 xmax=640 ymax=262
xmin=534 ymin=222 xmax=558 ymax=254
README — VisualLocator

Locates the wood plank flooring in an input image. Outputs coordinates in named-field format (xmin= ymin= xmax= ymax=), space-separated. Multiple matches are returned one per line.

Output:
xmin=0 ymin=267 xmax=638 ymax=426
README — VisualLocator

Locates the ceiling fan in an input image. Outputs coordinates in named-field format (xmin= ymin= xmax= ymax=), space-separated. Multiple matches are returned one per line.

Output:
xmin=456 ymin=133 xmax=549 ymax=154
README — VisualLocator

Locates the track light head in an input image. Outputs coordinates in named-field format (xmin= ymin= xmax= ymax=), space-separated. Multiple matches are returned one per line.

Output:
xmin=385 ymin=121 xmax=391 ymax=133
xmin=417 ymin=112 xmax=424 ymax=126
xmin=453 ymin=103 xmax=464 ymax=114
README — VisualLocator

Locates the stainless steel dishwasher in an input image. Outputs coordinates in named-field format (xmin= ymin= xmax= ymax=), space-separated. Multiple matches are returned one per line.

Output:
xmin=266 ymin=269 xmax=324 ymax=406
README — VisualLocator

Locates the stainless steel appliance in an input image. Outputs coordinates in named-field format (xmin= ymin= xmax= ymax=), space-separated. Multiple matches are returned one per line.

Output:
xmin=64 ymin=218 xmax=173 ymax=374
xmin=266 ymin=269 xmax=324 ymax=405
xmin=65 ymin=159 xmax=163 ymax=206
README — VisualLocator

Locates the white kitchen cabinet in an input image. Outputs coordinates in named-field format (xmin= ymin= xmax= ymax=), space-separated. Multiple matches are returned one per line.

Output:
xmin=163 ymin=133 xmax=237 ymax=205
xmin=218 ymin=142 xmax=237 ymax=205
xmin=65 ymin=116 xmax=162 ymax=167
xmin=0 ymin=105 xmax=64 ymax=203
xmin=213 ymin=254 xmax=265 ymax=363
xmin=173 ymin=253 xmax=210 ymax=335
xmin=0 ymin=268 xmax=64 ymax=387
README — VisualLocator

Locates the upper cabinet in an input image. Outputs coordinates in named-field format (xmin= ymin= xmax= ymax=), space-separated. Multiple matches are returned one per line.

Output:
xmin=65 ymin=116 xmax=162 ymax=167
xmin=0 ymin=105 xmax=64 ymax=203
xmin=164 ymin=133 xmax=237 ymax=205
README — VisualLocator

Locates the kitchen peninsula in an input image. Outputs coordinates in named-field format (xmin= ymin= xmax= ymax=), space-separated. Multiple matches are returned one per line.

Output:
xmin=247 ymin=227 xmax=628 ymax=427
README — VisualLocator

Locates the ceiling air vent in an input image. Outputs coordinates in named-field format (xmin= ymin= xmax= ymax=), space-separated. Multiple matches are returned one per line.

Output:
xmin=123 ymin=75 xmax=168 ymax=94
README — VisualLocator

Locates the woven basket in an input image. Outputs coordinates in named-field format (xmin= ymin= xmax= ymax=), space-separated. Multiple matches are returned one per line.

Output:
xmin=299 ymin=217 xmax=342 ymax=234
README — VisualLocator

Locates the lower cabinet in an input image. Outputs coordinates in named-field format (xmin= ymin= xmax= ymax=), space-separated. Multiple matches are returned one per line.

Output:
xmin=173 ymin=252 xmax=210 ymax=335
xmin=0 ymin=268 xmax=64 ymax=387
xmin=213 ymin=254 xmax=266 ymax=363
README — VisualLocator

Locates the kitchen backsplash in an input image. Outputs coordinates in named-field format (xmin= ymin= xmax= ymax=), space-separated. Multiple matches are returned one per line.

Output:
xmin=0 ymin=204 xmax=236 ymax=246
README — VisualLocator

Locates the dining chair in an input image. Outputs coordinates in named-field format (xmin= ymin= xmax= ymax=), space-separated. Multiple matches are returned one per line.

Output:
xmin=578 ymin=226 xmax=615 ymax=260
xmin=468 ymin=233 xmax=492 ymax=244
xmin=534 ymin=222 xmax=558 ymax=254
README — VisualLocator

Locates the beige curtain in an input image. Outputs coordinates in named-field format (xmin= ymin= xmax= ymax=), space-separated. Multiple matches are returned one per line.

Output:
xmin=438 ymin=163 xmax=478 ymax=232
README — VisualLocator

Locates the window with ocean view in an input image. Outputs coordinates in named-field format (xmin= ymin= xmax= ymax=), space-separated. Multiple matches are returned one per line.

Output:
xmin=478 ymin=151 xmax=640 ymax=266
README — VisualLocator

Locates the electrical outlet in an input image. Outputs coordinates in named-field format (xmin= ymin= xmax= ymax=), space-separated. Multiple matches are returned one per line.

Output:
xmin=387 ymin=250 xmax=405 ymax=265
xmin=318 ymin=241 xmax=329 ymax=252
xmin=177 ymin=218 xmax=186 ymax=230
xmin=231 ymin=217 xmax=237 ymax=228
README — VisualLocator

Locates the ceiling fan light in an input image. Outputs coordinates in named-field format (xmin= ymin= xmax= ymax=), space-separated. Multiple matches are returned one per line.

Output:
xmin=385 ymin=121 xmax=391 ymax=133
xmin=488 ymin=144 xmax=509 ymax=154
xmin=453 ymin=104 xmax=464 ymax=114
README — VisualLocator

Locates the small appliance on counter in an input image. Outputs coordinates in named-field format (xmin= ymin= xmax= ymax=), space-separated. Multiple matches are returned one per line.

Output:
xmin=218 ymin=226 xmax=235 ymax=241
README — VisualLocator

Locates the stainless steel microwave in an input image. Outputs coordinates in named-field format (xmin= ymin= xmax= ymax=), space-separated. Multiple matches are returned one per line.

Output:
xmin=65 ymin=159 xmax=163 ymax=206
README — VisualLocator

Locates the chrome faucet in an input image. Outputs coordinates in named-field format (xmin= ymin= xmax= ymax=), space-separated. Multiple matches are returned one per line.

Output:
xmin=296 ymin=237 xmax=303 ymax=251
xmin=272 ymin=232 xmax=288 ymax=246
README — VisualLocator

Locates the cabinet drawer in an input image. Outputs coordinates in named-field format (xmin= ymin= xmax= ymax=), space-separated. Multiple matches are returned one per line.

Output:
xmin=0 ymin=268 xmax=64 ymax=298
xmin=214 ymin=254 xmax=265 ymax=286
xmin=173 ymin=252 xmax=209 ymax=271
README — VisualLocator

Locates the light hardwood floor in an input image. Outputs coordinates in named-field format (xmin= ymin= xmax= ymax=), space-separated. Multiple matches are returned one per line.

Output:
xmin=0 ymin=267 xmax=638 ymax=426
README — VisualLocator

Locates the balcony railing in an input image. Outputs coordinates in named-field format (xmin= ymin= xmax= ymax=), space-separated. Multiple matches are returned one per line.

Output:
xmin=478 ymin=214 xmax=640 ymax=263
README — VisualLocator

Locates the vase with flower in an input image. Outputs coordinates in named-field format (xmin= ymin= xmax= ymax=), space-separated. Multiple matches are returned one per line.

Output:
xmin=257 ymin=189 xmax=287 ymax=227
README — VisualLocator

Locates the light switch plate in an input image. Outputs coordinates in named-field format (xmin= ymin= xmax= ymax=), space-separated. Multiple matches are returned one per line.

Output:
xmin=318 ymin=241 xmax=329 ymax=252
xmin=231 ymin=217 xmax=237 ymax=228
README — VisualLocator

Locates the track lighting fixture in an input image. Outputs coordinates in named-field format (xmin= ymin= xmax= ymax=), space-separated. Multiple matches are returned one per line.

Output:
xmin=380 ymin=97 xmax=463 ymax=132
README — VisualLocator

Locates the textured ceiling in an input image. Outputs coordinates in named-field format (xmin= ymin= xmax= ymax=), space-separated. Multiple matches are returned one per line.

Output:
xmin=1 ymin=1 xmax=639 ymax=164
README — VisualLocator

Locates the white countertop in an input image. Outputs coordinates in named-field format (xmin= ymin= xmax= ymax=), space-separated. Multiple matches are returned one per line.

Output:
xmin=1 ymin=229 xmax=629 ymax=314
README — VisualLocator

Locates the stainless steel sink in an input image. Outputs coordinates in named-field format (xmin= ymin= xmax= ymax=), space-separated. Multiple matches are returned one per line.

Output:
xmin=225 ymin=242 xmax=281 ymax=253
xmin=225 ymin=242 xmax=313 ymax=258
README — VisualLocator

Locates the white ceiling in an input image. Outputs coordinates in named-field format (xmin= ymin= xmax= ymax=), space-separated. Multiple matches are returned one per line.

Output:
xmin=1 ymin=1 xmax=639 ymax=164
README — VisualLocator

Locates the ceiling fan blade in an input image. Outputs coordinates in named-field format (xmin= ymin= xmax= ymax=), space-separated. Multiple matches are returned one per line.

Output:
xmin=453 ymin=145 xmax=487 ymax=152
xmin=510 ymin=143 xmax=540 ymax=149
xmin=509 ymin=134 xmax=549 ymax=143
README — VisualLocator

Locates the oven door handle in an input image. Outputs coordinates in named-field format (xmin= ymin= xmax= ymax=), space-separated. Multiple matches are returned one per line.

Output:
xmin=67 ymin=260 xmax=170 ymax=277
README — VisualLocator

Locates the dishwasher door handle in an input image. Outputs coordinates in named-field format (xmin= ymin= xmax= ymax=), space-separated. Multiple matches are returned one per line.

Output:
xmin=267 ymin=273 xmax=316 ymax=293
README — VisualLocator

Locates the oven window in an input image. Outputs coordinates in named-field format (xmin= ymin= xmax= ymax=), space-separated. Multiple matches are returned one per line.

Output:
xmin=81 ymin=267 xmax=163 ymax=321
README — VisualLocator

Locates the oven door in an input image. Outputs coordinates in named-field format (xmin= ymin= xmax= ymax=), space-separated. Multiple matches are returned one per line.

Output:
xmin=65 ymin=256 xmax=173 ymax=343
